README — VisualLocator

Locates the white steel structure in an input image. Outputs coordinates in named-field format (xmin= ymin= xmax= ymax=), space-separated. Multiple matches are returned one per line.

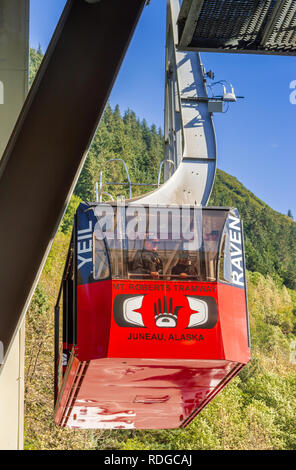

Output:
xmin=135 ymin=0 xmax=217 ymax=206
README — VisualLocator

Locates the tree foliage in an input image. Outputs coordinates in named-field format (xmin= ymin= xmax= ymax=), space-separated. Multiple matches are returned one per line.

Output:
xmin=29 ymin=47 xmax=43 ymax=88
xmin=210 ymin=170 xmax=296 ymax=289
xmin=74 ymin=104 xmax=163 ymax=202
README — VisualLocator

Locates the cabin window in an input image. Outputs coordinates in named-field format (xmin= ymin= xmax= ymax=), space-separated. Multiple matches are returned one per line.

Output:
xmin=93 ymin=206 xmax=228 ymax=282
xmin=218 ymin=231 xmax=232 ymax=283
xmin=93 ymin=236 xmax=111 ymax=280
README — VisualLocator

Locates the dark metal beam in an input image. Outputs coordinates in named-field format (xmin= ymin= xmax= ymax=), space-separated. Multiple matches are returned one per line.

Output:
xmin=260 ymin=0 xmax=295 ymax=48
xmin=179 ymin=0 xmax=204 ymax=48
xmin=0 ymin=0 xmax=146 ymax=369
xmin=178 ymin=0 xmax=193 ymax=24
xmin=177 ymin=0 xmax=296 ymax=55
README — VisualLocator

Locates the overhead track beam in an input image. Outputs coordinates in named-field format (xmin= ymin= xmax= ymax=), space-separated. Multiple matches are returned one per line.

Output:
xmin=177 ymin=0 xmax=296 ymax=55
xmin=260 ymin=0 xmax=295 ymax=48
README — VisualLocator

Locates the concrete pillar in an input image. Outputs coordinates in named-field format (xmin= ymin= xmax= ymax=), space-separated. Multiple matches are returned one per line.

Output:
xmin=0 ymin=324 xmax=25 ymax=449
xmin=0 ymin=0 xmax=29 ymax=156
xmin=0 ymin=0 xmax=29 ymax=450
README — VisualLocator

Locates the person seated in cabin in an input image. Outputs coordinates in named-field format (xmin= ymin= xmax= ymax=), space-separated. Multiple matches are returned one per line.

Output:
xmin=130 ymin=237 xmax=163 ymax=279
xmin=204 ymin=229 xmax=220 ymax=242
xmin=171 ymin=251 xmax=198 ymax=280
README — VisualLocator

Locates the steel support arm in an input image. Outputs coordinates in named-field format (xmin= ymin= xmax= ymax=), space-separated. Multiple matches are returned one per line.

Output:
xmin=136 ymin=0 xmax=216 ymax=207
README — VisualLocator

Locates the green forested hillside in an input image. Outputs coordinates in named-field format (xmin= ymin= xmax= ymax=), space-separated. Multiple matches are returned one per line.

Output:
xmin=78 ymin=143 xmax=296 ymax=291
xmin=24 ymin=48 xmax=296 ymax=450
xmin=30 ymin=47 xmax=296 ymax=289
xmin=210 ymin=171 xmax=296 ymax=289
xmin=71 ymin=103 xmax=296 ymax=291
xmin=74 ymin=102 xmax=163 ymax=202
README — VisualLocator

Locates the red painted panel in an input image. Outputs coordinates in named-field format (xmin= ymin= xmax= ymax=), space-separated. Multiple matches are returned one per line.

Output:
xmin=217 ymin=283 xmax=250 ymax=363
xmin=108 ymin=280 xmax=222 ymax=360
xmin=76 ymin=279 xmax=249 ymax=363
xmin=77 ymin=280 xmax=112 ymax=361
xmin=57 ymin=278 xmax=250 ymax=428
xmin=54 ymin=356 xmax=81 ymax=425
xmin=55 ymin=358 xmax=242 ymax=429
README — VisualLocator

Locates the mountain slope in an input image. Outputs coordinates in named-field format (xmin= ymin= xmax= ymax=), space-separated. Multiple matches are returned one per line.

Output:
xmin=210 ymin=169 xmax=296 ymax=289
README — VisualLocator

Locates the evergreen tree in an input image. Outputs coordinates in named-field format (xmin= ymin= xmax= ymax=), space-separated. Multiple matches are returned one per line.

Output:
xmin=29 ymin=48 xmax=43 ymax=87
xmin=288 ymin=209 xmax=294 ymax=219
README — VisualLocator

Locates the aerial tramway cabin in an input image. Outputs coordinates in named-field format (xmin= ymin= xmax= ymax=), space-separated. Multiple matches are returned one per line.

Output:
xmin=54 ymin=202 xmax=250 ymax=429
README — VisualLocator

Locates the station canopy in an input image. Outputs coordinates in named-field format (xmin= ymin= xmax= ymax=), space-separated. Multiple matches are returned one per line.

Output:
xmin=177 ymin=0 xmax=296 ymax=55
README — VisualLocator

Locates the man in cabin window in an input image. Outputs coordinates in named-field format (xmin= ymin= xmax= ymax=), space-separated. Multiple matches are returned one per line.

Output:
xmin=130 ymin=237 xmax=163 ymax=279
xmin=171 ymin=251 xmax=198 ymax=280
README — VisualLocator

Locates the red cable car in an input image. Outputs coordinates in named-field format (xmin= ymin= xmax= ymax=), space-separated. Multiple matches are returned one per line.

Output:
xmin=54 ymin=202 xmax=250 ymax=429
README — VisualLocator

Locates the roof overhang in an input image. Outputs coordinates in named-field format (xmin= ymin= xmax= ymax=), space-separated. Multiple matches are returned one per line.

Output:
xmin=177 ymin=0 xmax=296 ymax=55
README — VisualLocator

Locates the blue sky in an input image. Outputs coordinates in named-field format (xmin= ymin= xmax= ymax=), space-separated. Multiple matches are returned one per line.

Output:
xmin=30 ymin=0 xmax=296 ymax=217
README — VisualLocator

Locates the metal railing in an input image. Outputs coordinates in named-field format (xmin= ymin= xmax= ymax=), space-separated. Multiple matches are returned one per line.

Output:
xmin=95 ymin=158 xmax=176 ymax=202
